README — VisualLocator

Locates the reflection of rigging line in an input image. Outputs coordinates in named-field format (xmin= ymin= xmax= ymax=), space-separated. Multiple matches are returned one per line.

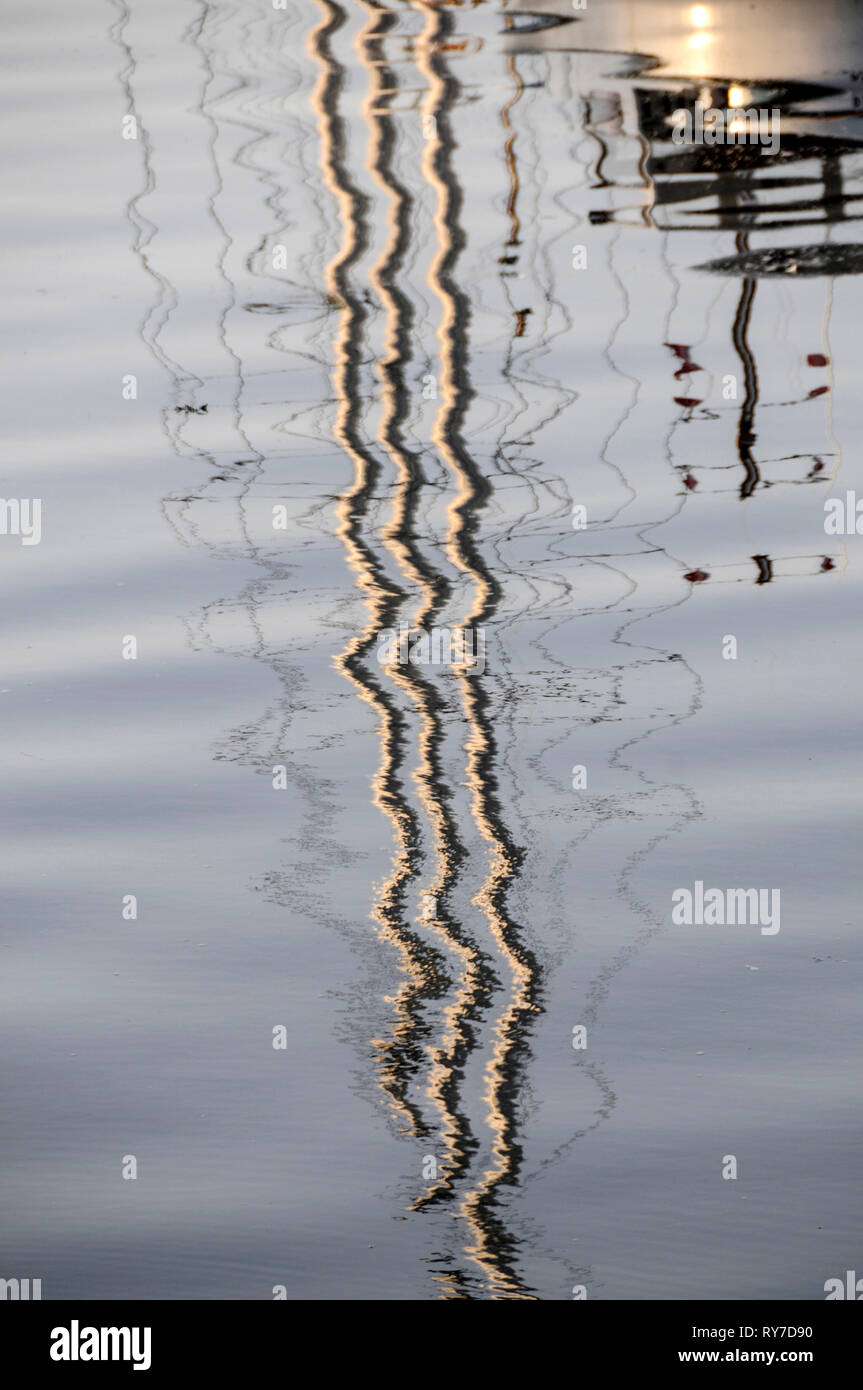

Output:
xmin=359 ymin=0 xmax=493 ymax=1192
xmin=526 ymin=625 xmax=705 ymax=1188
xmin=194 ymin=3 xmax=266 ymax=566
xmin=595 ymin=88 xmax=662 ymax=511
xmin=113 ymin=0 xmax=312 ymax=809
xmin=492 ymin=70 xmax=645 ymax=1199
xmin=731 ymin=222 xmax=760 ymax=500
xmin=731 ymin=274 xmax=760 ymax=500
xmin=662 ymin=227 xmax=726 ymax=490
xmin=186 ymin=4 xmax=314 ymax=676
xmin=585 ymin=94 xmax=612 ymax=191
xmin=593 ymin=221 xmax=639 ymax=524
xmin=470 ymin=58 xmax=585 ymax=1283
xmin=525 ymin=380 xmax=711 ymax=1180
xmin=493 ymin=53 xmax=846 ymax=1261
xmin=635 ymin=125 xmax=656 ymax=230
xmin=417 ymin=2 xmax=540 ymax=1301
xmin=488 ymin=74 xmax=630 ymax=1097
xmin=110 ymin=0 xmax=202 ymax=451
xmin=821 ymin=247 xmax=843 ymax=500
xmin=312 ymin=0 xmax=449 ymax=1141
xmin=590 ymin=97 xmax=639 ymax=526
xmin=518 ymin=155 xmax=708 ymax=1195
xmin=512 ymin=88 xmax=671 ymax=803
xmin=483 ymin=71 xmax=575 ymax=1268
xmin=499 ymin=55 xmax=580 ymax=464
xmin=502 ymin=55 xmax=523 ymax=250
xmin=822 ymin=274 xmax=848 ymax=564
xmin=492 ymin=64 xmax=583 ymax=736
xmin=112 ymin=0 xmax=250 ymax=573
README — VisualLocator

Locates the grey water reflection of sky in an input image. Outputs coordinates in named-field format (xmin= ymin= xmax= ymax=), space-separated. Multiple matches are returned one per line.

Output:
xmin=0 ymin=0 xmax=861 ymax=1300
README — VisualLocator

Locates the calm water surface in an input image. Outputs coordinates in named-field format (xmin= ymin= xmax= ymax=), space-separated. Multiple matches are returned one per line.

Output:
xmin=2 ymin=0 xmax=862 ymax=1299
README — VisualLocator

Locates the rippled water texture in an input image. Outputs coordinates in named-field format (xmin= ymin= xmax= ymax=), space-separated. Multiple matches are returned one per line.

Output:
xmin=2 ymin=0 xmax=863 ymax=1300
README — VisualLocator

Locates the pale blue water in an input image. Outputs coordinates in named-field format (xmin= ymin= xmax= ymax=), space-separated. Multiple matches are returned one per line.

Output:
xmin=1 ymin=0 xmax=862 ymax=1300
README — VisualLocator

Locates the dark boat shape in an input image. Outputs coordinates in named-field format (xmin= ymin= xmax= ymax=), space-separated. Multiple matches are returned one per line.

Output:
xmin=694 ymin=243 xmax=863 ymax=277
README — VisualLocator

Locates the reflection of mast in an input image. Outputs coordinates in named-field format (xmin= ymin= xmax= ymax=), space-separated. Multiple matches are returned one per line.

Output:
xmin=358 ymin=0 xmax=491 ymax=1184
xmin=730 ymin=247 xmax=760 ymax=500
xmin=501 ymin=55 xmax=524 ymax=254
xmin=418 ymin=2 xmax=541 ymax=1299
xmin=122 ymin=0 xmax=854 ymax=1300
xmin=711 ymin=161 xmax=761 ymax=499
xmin=311 ymin=0 xmax=449 ymax=1141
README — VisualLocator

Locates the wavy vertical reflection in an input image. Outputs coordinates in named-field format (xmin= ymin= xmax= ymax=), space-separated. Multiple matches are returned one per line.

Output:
xmin=416 ymin=1 xmax=541 ymax=1299
xmin=112 ymin=0 xmax=860 ymax=1302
